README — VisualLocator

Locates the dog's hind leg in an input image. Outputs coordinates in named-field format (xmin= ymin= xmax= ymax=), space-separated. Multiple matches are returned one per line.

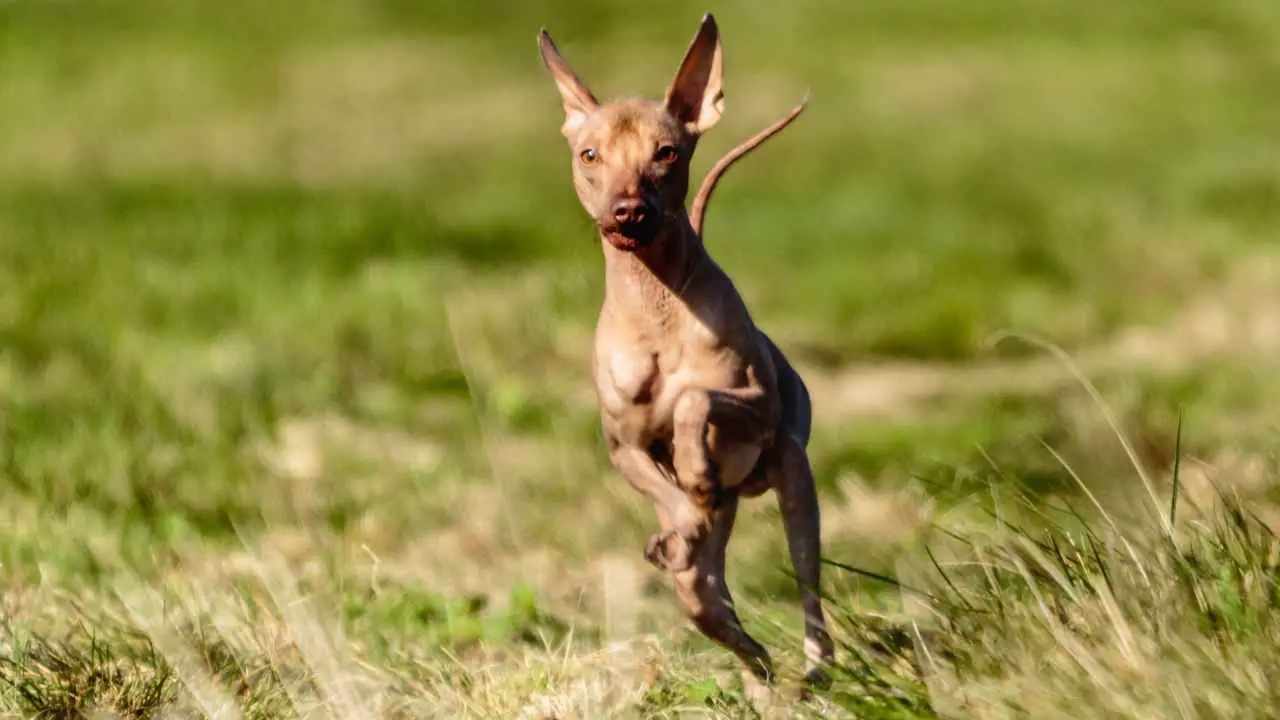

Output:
xmin=758 ymin=348 xmax=834 ymax=685
xmin=764 ymin=434 xmax=835 ymax=686
xmin=672 ymin=494 xmax=774 ymax=689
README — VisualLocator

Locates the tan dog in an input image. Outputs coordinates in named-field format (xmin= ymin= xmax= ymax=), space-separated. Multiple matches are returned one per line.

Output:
xmin=537 ymin=13 xmax=834 ymax=693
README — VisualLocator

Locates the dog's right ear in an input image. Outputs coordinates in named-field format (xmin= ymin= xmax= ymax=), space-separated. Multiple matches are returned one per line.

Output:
xmin=538 ymin=29 xmax=599 ymax=137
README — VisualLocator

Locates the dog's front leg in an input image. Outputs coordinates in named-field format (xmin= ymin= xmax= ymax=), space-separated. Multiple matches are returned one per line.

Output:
xmin=671 ymin=385 xmax=778 ymax=510
xmin=639 ymin=385 xmax=779 ymax=572
xmin=607 ymin=440 xmax=710 ymax=570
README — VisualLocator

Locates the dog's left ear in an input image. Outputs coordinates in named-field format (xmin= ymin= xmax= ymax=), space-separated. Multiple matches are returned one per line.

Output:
xmin=664 ymin=13 xmax=724 ymax=135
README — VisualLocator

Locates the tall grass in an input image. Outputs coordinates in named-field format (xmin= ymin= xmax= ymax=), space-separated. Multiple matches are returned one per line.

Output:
xmin=4 ymin=429 xmax=1279 ymax=718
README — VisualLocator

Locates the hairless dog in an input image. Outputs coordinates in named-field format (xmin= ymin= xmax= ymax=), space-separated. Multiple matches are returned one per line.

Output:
xmin=537 ymin=13 xmax=833 ymax=700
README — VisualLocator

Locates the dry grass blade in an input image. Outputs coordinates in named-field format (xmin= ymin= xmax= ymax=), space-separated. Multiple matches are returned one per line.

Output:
xmin=116 ymin=579 xmax=243 ymax=720
xmin=988 ymin=331 xmax=1173 ymax=538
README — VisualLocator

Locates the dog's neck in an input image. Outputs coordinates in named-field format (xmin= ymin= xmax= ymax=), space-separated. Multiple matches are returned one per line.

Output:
xmin=600 ymin=211 xmax=706 ymax=328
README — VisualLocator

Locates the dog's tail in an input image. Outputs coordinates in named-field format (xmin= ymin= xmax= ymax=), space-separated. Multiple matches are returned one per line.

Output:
xmin=689 ymin=93 xmax=810 ymax=236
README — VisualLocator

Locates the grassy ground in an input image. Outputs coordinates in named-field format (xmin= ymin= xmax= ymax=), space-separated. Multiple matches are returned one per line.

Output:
xmin=2 ymin=0 xmax=1280 ymax=716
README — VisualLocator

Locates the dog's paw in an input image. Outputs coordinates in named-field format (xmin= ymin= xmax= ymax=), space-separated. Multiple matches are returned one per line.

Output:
xmin=643 ymin=533 xmax=668 ymax=570
xmin=644 ymin=530 xmax=698 ymax=572
xmin=799 ymin=666 xmax=833 ymax=697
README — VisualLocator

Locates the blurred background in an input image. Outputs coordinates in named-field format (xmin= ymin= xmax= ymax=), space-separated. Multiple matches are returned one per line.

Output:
xmin=1 ymin=0 xmax=1279 ymax=716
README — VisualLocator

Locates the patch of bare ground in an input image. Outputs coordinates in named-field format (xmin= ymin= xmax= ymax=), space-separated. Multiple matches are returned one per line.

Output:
xmin=805 ymin=254 xmax=1280 ymax=423
xmin=261 ymin=413 xmax=444 ymax=485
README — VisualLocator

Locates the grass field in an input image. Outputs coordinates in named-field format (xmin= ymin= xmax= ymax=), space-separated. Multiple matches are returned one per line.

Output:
xmin=2 ymin=0 xmax=1280 ymax=716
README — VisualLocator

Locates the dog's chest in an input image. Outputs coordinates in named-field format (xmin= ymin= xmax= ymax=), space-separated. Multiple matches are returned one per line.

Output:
xmin=598 ymin=343 xmax=702 ymax=445
xmin=608 ymin=349 xmax=663 ymax=405
xmin=594 ymin=276 xmax=736 ymax=446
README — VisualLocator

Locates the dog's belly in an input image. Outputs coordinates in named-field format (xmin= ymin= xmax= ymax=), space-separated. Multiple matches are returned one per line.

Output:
xmin=710 ymin=441 xmax=762 ymax=490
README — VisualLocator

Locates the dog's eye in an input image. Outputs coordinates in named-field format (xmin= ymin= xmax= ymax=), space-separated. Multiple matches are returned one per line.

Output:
xmin=579 ymin=148 xmax=599 ymax=165
xmin=654 ymin=145 xmax=679 ymax=164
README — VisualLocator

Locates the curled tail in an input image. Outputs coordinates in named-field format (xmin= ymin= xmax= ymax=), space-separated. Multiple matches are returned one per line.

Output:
xmin=689 ymin=94 xmax=810 ymax=236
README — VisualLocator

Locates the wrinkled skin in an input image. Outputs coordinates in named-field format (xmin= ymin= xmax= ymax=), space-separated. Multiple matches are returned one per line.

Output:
xmin=537 ymin=13 xmax=835 ymax=697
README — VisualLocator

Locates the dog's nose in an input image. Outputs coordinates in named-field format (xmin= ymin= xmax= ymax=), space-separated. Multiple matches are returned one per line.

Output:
xmin=611 ymin=198 xmax=649 ymax=226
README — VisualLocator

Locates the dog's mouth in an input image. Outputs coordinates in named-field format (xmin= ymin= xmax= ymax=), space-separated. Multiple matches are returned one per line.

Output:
xmin=600 ymin=220 xmax=659 ymax=251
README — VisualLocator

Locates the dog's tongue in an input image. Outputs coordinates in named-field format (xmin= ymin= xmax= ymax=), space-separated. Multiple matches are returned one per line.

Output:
xmin=603 ymin=229 xmax=644 ymax=251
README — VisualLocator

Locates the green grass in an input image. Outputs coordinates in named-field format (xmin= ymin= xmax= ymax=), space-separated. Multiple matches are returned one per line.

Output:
xmin=1 ymin=0 xmax=1280 ymax=716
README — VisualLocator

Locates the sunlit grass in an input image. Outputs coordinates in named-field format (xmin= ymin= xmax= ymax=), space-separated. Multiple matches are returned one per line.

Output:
xmin=1 ymin=0 xmax=1279 ymax=716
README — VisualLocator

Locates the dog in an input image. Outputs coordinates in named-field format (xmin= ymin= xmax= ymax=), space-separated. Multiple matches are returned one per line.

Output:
xmin=537 ymin=13 xmax=834 ymax=696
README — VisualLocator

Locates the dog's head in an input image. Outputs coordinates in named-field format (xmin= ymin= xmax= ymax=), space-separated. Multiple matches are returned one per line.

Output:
xmin=538 ymin=14 xmax=724 ymax=251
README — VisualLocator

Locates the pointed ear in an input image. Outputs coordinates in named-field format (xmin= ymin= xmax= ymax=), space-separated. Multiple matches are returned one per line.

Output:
xmin=538 ymin=29 xmax=600 ymax=137
xmin=664 ymin=13 xmax=724 ymax=134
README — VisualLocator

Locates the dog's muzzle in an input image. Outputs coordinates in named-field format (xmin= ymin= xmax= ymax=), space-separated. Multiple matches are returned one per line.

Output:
xmin=601 ymin=198 xmax=659 ymax=251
